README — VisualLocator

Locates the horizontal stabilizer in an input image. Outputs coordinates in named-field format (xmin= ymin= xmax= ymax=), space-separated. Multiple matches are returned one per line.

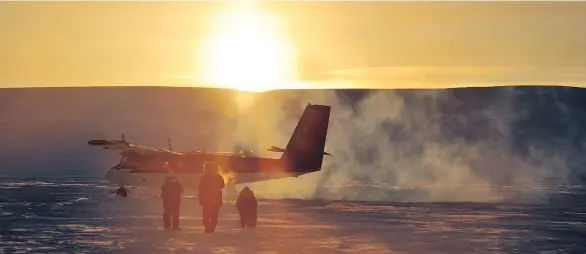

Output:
xmin=267 ymin=146 xmax=286 ymax=152
xmin=268 ymin=146 xmax=331 ymax=156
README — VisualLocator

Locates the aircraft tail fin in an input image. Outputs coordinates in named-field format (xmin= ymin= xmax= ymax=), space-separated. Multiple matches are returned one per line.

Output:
xmin=280 ymin=103 xmax=331 ymax=172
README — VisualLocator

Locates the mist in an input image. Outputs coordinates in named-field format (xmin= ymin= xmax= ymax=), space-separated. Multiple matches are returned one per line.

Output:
xmin=215 ymin=88 xmax=579 ymax=203
xmin=1 ymin=86 xmax=584 ymax=203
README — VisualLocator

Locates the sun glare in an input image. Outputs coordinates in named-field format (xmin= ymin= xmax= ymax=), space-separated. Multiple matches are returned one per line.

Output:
xmin=199 ymin=2 xmax=295 ymax=92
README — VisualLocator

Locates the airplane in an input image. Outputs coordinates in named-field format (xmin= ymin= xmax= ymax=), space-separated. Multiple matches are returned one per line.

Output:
xmin=88 ymin=103 xmax=332 ymax=196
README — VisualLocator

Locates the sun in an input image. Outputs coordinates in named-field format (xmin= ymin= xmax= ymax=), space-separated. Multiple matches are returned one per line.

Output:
xmin=198 ymin=2 xmax=295 ymax=92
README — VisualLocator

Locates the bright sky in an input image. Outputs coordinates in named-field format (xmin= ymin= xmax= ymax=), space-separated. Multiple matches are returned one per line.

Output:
xmin=1 ymin=1 xmax=586 ymax=91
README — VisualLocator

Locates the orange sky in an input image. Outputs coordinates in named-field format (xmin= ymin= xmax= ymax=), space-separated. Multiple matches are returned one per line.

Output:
xmin=1 ymin=1 xmax=585 ymax=89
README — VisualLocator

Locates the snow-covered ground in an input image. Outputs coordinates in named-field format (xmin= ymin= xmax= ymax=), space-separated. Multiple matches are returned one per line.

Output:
xmin=1 ymin=175 xmax=585 ymax=253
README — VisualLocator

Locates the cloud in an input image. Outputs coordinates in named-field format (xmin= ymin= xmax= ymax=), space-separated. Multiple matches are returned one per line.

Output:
xmin=212 ymin=87 xmax=576 ymax=202
xmin=313 ymin=66 xmax=586 ymax=89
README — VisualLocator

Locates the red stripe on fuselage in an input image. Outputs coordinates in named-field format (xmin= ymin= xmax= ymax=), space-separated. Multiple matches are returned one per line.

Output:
xmin=121 ymin=153 xmax=285 ymax=174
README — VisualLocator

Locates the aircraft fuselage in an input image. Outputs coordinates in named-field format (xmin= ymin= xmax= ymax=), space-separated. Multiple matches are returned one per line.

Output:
xmin=104 ymin=152 xmax=314 ymax=191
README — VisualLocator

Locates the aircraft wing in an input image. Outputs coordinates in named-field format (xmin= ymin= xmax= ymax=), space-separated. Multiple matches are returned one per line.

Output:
xmin=87 ymin=139 xmax=184 ymax=158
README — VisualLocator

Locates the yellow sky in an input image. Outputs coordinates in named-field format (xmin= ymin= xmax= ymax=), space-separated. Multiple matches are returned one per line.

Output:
xmin=1 ymin=1 xmax=585 ymax=89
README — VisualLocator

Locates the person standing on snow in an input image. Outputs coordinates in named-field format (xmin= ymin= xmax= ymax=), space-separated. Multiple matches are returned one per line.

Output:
xmin=198 ymin=162 xmax=225 ymax=233
xmin=236 ymin=186 xmax=258 ymax=229
xmin=161 ymin=176 xmax=184 ymax=230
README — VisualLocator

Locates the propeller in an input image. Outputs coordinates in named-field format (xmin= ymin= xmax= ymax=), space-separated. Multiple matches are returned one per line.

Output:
xmin=167 ymin=138 xmax=173 ymax=151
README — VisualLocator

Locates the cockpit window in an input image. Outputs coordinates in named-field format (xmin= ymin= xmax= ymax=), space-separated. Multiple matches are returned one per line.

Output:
xmin=120 ymin=155 xmax=146 ymax=167
xmin=119 ymin=155 xmax=167 ymax=170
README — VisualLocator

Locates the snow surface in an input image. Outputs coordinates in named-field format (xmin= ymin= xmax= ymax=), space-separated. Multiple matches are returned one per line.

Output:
xmin=1 ymin=175 xmax=585 ymax=253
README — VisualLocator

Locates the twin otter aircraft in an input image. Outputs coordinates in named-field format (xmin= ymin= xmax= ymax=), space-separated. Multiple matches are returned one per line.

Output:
xmin=88 ymin=103 xmax=331 ymax=195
